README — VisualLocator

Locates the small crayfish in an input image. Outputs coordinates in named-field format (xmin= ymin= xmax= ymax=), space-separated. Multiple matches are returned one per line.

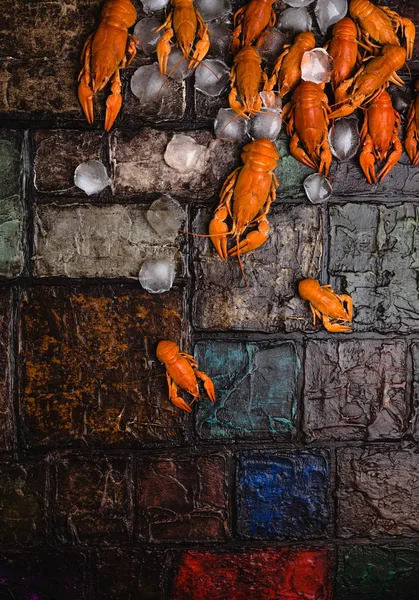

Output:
xmin=405 ymin=80 xmax=419 ymax=166
xmin=232 ymin=0 xmax=276 ymax=55
xmin=154 ymin=0 xmax=210 ymax=74
xmin=209 ymin=138 xmax=279 ymax=261
xmin=229 ymin=46 xmax=270 ymax=118
xmin=298 ymin=279 xmax=353 ymax=333
xmin=78 ymin=0 xmax=138 ymax=131
xmin=269 ymin=32 xmax=316 ymax=98
xmin=359 ymin=90 xmax=402 ymax=184
xmin=324 ymin=18 xmax=359 ymax=96
xmin=156 ymin=340 xmax=216 ymax=413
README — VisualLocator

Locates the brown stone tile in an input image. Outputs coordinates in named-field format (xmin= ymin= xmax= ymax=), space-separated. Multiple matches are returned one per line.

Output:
xmin=0 ymin=293 xmax=14 ymax=450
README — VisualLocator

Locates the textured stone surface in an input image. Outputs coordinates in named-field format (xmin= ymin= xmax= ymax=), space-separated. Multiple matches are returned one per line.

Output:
xmin=336 ymin=545 xmax=419 ymax=600
xmin=236 ymin=451 xmax=330 ymax=539
xmin=338 ymin=446 xmax=419 ymax=538
xmin=34 ymin=203 xmax=184 ymax=278
xmin=304 ymin=340 xmax=408 ymax=442
xmin=195 ymin=340 xmax=299 ymax=439
xmin=192 ymin=205 xmax=322 ymax=331
xmin=0 ymin=294 xmax=14 ymax=450
xmin=137 ymin=453 xmax=229 ymax=542
xmin=329 ymin=203 xmax=419 ymax=333
xmin=275 ymin=132 xmax=315 ymax=200
xmin=54 ymin=456 xmax=133 ymax=545
xmin=20 ymin=286 xmax=186 ymax=447
xmin=173 ymin=547 xmax=333 ymax=600
xmin=409 ymin=342 xmax=419 ymax=440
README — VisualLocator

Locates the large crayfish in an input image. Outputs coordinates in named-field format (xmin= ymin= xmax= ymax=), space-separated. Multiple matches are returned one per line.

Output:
xmin=298 ymin=279 xmax=353 ymax=333
xmin=269 ymin=32 xmax=316 ymax=98
xmin=78 ymin=0 xmax=137 ymax=131
xmin=209 ymin=138 xmax=279 ymax=261
xmin=405 ymin=81 xmax=419 ymax=166
xmin=229 ymin=46 xmax=270 ymax=118
xmin=325 ymin=18 xmax=359 ymax=96
xmin=156 ymin=340 xmax=216 ymax=413
xmin=232 ymin=0 xmax=276 ymax=55
xmin=155 ymin=0 xmax=210 ymax=74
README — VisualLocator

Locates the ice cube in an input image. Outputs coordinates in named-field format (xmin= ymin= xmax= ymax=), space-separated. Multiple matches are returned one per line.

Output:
xmin=303 ymin=173 xmax=333 ymax=203
xmin=388 ymin=84 xmax=413 ymax=113
xmin=283 ymin=0 xmax=314 ymax=6
xmin=328 ymin=116 xmax=360 ymax=161
xmin=195 ymin=59 xmax=230 ymax=96
xmin=207 ymin=21 xmax=233 ymax=59
xmin=139 ymin=260 xmax=175 ymax=293
xmin=277 ymin=7 xmax=312 ymax=33
xmin=74 ymin=160 xmax=111 ymax=196
xmin=134 ymin=16 xmax=161 ymax=56
xmin=301 ymin=48 xmax=333 ymax=84
xmin=130 ymin=63 xmax=173 ymax=113
xmin=146 ymin=195 xmax=187 ymax=237
xmin=166 ymin=48 xmax=194 ymax=81
xmin=249 ymin=109 xmax=282 ymax=141
xmin=164 ymin=134 xmax=207 ymax=173
xmin=141 ymin=0 xmax=170 ymax=14
xmin=195 ymin=0 xmax=232 ymax=22
xmin=214 ymin=108 xmax=249 ymax=142
xmin=315 ymin=0 xmax=348 ymax=35
xmin=260 ymin=91 xmax=282 ymax=112
xmin=255 ymin=27 xmax=289 ymax=66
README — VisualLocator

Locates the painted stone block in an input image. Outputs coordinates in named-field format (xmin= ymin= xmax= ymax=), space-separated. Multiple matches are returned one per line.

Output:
xmin=236 ymin=451 xmax=330 ymax=539
xmin=0 ymin=293 xmax=14 ymax=450
xmin=338 ymin=446 xmax=419 ymax=538
xmin=329 ymin=203 xmax=419 ymax=333
xmin=192 ymin=205 xmax=322 ymax=331
xmin=20 ymin=286 xmax=186 ymax=447
xmin=33 ymin=203 xmax=184 ymax=278
xmin=336 ymin=545 xmax=419 ymax=600
xmin=54 ymin=456 xmax=133 ymax=545
xmin=304 ymin=339 xmax=408 ymax=441
xmin=275 ymin=131 xmax=315 ymax=200
xmin=410 ymin=342 xmax=419 ymax=440
xmin=195 ymin=340 xmax=299 ymax=439
xmin=137 ymin=453 xmax=229 ymax=542
xmin=172 ymin=547 xmax=333 ymax=600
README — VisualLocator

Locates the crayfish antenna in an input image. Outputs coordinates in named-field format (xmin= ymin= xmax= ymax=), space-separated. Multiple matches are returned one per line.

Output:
xmin=235 ymin=237 xmax=250 ymax=290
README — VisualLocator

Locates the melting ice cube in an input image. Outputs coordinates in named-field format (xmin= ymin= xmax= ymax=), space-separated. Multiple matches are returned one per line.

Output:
xmin=141 ymin=0 xmax=170 ymax=14
xmin=301 ymin=48 xmax=333 ymax=84
xmin=130 ymin=63 xmax=171 ymax=112
xmin=256 ymin=28 xmax=289 ymax=66
xmin=195 ymin=59 xmax=230 ymax=96
xmin=164 ymin=134 xmax=207 ymax=173
xmin=195 ymin=0 xmax=232 ymax=22
xmin=260 ymin=91 xmax=282 ymax=112
xmin=146 ymin=195 xmax=187 ymax=237
xmin=166 ymin=48 xmax=194 ymax=81
xmin=214 ymin=108 xmax=249 ymax=142
xmin=303 ymin=173 xmax=333 ymax=203
xmin=249 ymin=109 xmax=282 ymax=142
xmin=315 ymin=0 xmax=348 ymax=35
xmin=74 ymin=160 xmax=111 ymax=196
xmin=134 ymin=16 xmax=161 ymax=56
xmin=283 ymin=0 xmax=315 ymax=6
xmin=207 ymin=21 xmax=233 ymax=59
xmin=278 ymin=7 xmax=312 ymax=33
xmin=328 ymin=116 xmax=360 ymax=161
xmin=139 ymin=260 xmax=175 ymax=293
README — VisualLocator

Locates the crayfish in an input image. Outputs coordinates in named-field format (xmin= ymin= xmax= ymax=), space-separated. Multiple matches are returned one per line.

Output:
xmin=298 ymin=279 xmax=353 ymax=333
xmin=232 ymin=0 xmax=276 ymax=55
xmin=324 ymin=18 xmax=359 ymax=96
xmin=405 ymin=80 xmax=419 ymax=166
xmin=156 ymin=340 xmax=216 ymax=413
xmin=229 ymin=46 xmax=270 ymax=118
xmin=78 ymin=0 xmax=138 ymax=131
xmin=268 ymin=32 xmax=316 ymax=98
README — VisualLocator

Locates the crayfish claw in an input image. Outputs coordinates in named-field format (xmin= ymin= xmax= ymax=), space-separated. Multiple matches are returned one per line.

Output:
xmin=209 ymin=210 xmax=229 ymax=260
xmin=228 ymin=230 xmax=268 ymax=257
xmin=189 ymin=35 xmax=210 ymax=69
xmin=170 ymin=394 xmax=193 ymax=413
xmin=78 ymin=82 xmax=94 ymax=124
xmin=322 ymin=316 xmax=352 ymax=333
xmin=195 ymin=370 xmax=216 ymax=403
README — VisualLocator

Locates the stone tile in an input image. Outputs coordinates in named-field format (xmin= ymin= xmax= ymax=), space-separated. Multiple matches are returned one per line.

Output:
xmin=54 ymin=456 xmax=133 ymax=545
xmin=195 ymin=89 xmax=230 ymax=120
xmin=276 ymin=131 xmax=315 ymax=200
xmin=337 ymin=445 xmax=419 ymax=538
xmin=137 ymin=453 xmax=229 ymax=542
xmin=110 ymin=128 xmax=240 ymax=199
xmin=33 ymin=203 xmax=185 ymax=278
xmin=192 ymin=204 xmax=322 ymax=331
xmin=33 ymin=130 xmax=105 ymax=194
xmin=173 ymin=547 xmax=334 ymax=600
xmin=336 ymin=544 xmax=419 ymax=600
xmin=304 ymin=339 xmax=408 ymax=442
xmin=20 ymin=286 xmax=186 ymax=447
xmin=329 ymin=203 xmax=419 ymax=333
xmin=409 ymin=343 xmax=419 ymax=440
xmin=236 ymin=451 xmax=330 ymax=540
xmin=0 ymin=293 xmax=14 ymax=451
xmin=195 ymin=340 xmax=299 ymax=440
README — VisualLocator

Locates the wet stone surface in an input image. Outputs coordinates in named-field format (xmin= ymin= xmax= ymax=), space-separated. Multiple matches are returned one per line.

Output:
xmin=192 ymin=205 xmax=322 ymax=331
xmin=20 ymin=286 xmax=186 ymax=447
xmin=409 ymin=343 xmax=419 ymax=440
xmin=329 ymin=203 xmax=419 ymax=333
xmin=137 ymin=453 xmax=230 ymax=542
xmin=0 ymin=294 xmax=13 ymax=451
xmin=303 ymin=340 xmax=408 ymax=442
xmin=194 ymin=340 xmax=299 ymax=440
xmin=337 ymin=445 xmax=419 ymax=538
xmin=236 ymin=451 xmax=330 ymax=540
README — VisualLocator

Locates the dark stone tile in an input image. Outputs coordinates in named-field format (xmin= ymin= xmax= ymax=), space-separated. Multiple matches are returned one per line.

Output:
xmin=0 ymin=293 xmax=14 ymax=450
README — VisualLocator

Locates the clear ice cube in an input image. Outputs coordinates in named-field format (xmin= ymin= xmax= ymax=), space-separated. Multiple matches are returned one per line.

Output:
xmin=134 ymin=16 xmax=161 ymax=56
xmin=249 ymin=109 xmax=283 ymax=142
xmin=130 ymin=64 xmax=172 ymax=112
xmin=164 ymin=134 xmax=207 ymax=173
xmin=139 ymin=260 xmax=175 ymax=293
xmin=166 ymin=48 xmax=194 ymax=81
xmin=283 ymin=0 xmax=315 ymax=6
xmin=277 ymin=7 xmax=312 ymax=33
xmin=141 ymin=0 xmax=170 ymax=14
xmin=146 ymin=195 xmax=187 ymax=237
xmin=195 ymin=0 xmax=232 ymax=22
xmin=303 ymin=173 xmax=333 ymax=203
xmin=315 ymin=0 xmax=348 ymax=35
xmin=260 ymin=91 xmax=282 ymax=112
xmin=195 ymin=59 xmax=230 ymax=96
xmin=301 ymin=48 xmax=333 ymax=84
xmin=214 ymin=108 xmax=249 ymax=143
xmin=255 ymin=27 xmax=289 ymax=66
xmin=74 ymin=160 xmax=111 ymax=196
xmin=207 ymin=21 xmax=233 ymax=59
xmin=328 ymin=116 xmax=360 ymax=161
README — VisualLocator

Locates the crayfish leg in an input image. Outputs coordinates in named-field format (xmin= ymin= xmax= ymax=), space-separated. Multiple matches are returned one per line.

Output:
xmin=322 ymin=315 xmax=352 ymax=333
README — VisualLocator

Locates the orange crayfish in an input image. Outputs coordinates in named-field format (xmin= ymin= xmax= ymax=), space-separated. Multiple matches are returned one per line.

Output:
xmin=156 ymin=340 xmax=216 ymax=413
xmin=298 ymin=279 xmax=353 ymax=333
xmin=405 ymin=81 xmax=419 ymax=166
xmin=154 ymin=0 xmax=210 ymax=74
xmin=282 ymin=81 xmax=332 ymax=176
xmin=78 ymin=0 xmax=138 ymax=131
xmin=359 ymin=90 xmax=402 ymax=184
xmin=349 ymin=0 xmax=415 ymax=59
xmin=268 ymin=32 xmax=316 ymax=98
xmin=232 ymin=0 xmax=276 ymax=55
xmin=324 ymin=18 xmax=359 ymax=96
xmin=209 ymin=138 xmax=279 ymax=262
xmin=229 ymin=46 xmax=270 ymax=118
